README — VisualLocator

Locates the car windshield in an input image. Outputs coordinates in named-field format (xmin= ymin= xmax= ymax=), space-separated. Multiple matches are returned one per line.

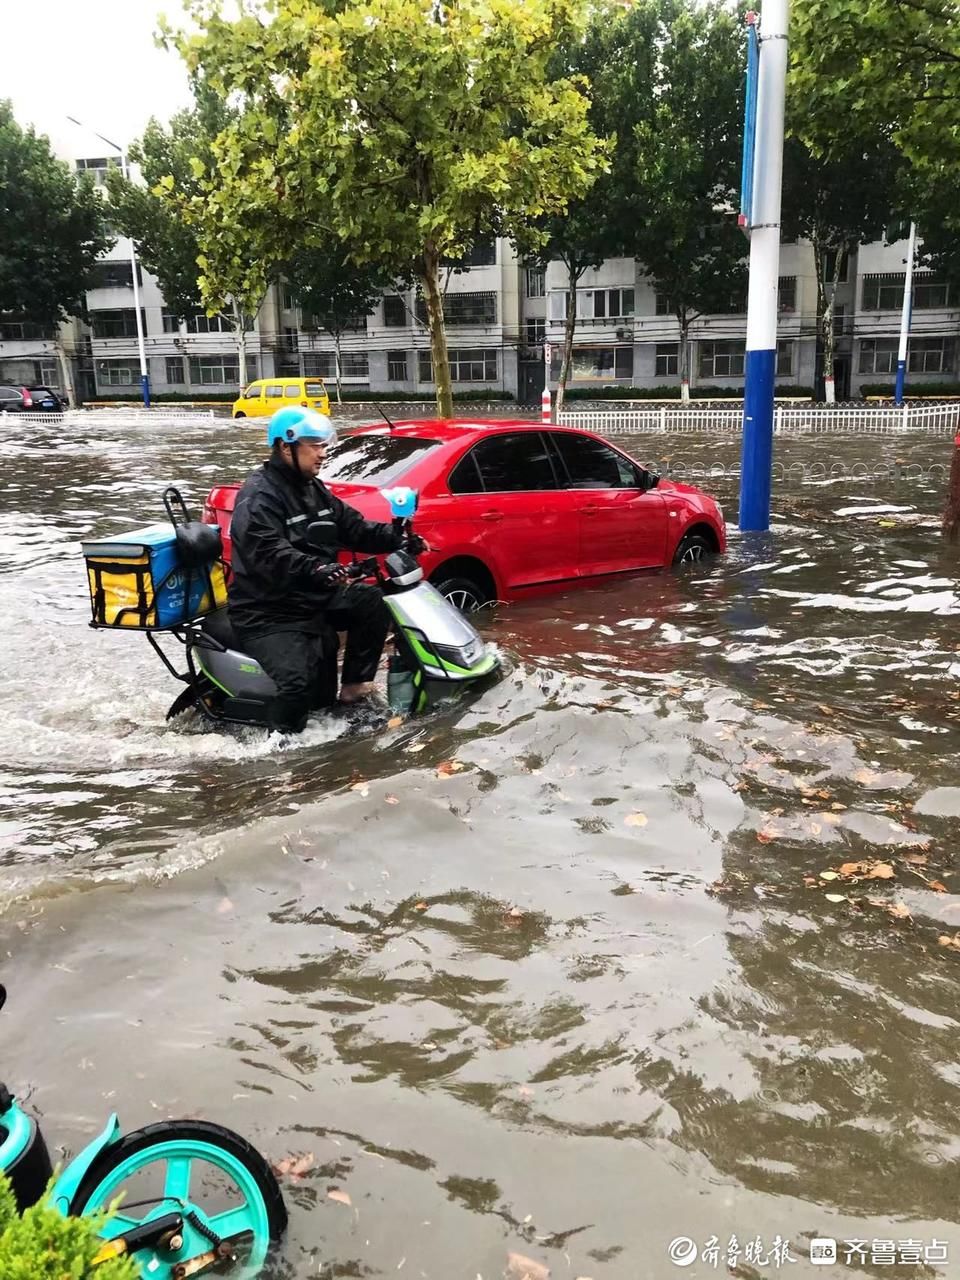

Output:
xmin=321 ymin=434 xmax=440 ymax=486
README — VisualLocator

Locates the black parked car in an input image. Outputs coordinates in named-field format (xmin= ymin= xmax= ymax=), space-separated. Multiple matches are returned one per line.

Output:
xmin=0 ymin=386 xmax=68 ymax=413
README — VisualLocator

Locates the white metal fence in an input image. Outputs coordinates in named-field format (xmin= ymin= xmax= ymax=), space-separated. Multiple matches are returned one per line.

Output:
xmin=0 ymin=408 xmax=216 ymax=427
xmin=558 ymin=402 xmax=960 ymax=436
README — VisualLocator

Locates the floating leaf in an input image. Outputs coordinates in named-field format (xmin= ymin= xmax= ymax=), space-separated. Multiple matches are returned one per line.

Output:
xmin=929 ymin=880 xmax=948 ymax=893
xmin=756 ymin=830 xmax=775 ymax=844
xmin=506 ymin=1253 xmax=550 ymax=1280
xmin=384 ymin=794 xmax=400 ymax=805
xmin=824 ymin=893 xmax=848 ymax=904
xmin=387 ymin=716 xmax=403 ymax=729
xmin=327 ymin=1189 xmax=352 ymax=1206
xmin=414 ymin=901 xmax=429 ymax=911
xmin=436 ymin=760 xmax=465 ymax=777
xmin=819 ymin=870 xmax=839 ymax=881
xmin=866 ymin=862 xmax=895 ymax=880
xmin=624 ymin=812 xmax=648 ymax=827
xmin=273 ymin=1152 xmax=315 ymax=1181
xmin=887 ymin=902 xmax=912 ymax=920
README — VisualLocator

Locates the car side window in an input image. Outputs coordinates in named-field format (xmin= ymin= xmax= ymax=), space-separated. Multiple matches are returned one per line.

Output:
xmin=448 ymin=451 xmax=485 ymax=494
xmin=243 ymin=384 xmax=260 ymax=399
xmin=266 ymin=384 xmax=283 ymax=398
xmin=550 ymin=432 xmax=639 ymax=489
xmin=462 ymin=432 xmax=558 ymax=493
xmin=283 ymin=385 xmax=301 ymax=398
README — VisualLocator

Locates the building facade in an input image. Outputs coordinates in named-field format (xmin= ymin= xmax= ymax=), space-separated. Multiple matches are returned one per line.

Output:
xmin=1 ymin=150 xmax=955 ymax=403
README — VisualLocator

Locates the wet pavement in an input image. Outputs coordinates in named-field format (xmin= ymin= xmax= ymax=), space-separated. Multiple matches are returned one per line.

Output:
xmin=1 ymin=410 xmax=959 ymax=1278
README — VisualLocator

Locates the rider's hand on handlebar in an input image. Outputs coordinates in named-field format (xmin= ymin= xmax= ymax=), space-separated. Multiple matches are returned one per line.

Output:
xmin=407 ymin=533 xmax=431 ymax=555
xmin=313 ymin=561 xmax=349 ymax=586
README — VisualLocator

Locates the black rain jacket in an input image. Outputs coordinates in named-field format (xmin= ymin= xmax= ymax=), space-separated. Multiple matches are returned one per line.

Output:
xmin=227 ymin=454 xmax=401 ymax=636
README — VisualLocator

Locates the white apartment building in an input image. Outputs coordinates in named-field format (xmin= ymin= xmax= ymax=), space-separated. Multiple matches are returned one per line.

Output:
xmin=0 ymin=146 xmax=954 ymax=403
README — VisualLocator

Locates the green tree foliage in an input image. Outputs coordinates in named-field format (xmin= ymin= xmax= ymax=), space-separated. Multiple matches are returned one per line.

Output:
xmin=0 ymin=101 xmax=111 ymax=403
xmin=162 ymin=0 xmax=608 ymax=416
xmin=620 ymin=0 xmax=747 ymax=401
xmin=0 ymin=1171 xmax=135 ymax=1280
xmin=780 ymin=133 xmax=902 ymax=400
xmin=283 ymin=246 xmax=394 ymax=401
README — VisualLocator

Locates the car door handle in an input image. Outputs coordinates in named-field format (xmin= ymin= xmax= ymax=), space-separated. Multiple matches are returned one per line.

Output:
xmin=481 ymin=510 xmax=503 ymax=522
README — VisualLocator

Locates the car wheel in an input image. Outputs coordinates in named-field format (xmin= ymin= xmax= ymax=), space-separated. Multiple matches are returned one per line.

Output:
xmin=234 ymin=411 xmax=246 ymax=419
xmin=432 ymin=574 xmax=490 ymax=613
xmin=672 ymin=532 xmax=714 ymax=566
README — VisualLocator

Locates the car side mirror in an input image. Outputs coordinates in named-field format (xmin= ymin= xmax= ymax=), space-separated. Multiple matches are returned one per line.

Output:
xmin=638 ymin=470 xmax=659 ymax=491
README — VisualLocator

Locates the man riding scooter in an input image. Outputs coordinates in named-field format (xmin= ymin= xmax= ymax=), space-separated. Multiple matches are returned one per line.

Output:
xmin=228 ymin=405 xmax=428 ymax=733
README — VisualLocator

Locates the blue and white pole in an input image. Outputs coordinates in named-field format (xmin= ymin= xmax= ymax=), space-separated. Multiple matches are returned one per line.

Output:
xmin=894 ymin=221 xmax=917 ymax=407
xmin=739 ymin=0 xmax=789 ymax=532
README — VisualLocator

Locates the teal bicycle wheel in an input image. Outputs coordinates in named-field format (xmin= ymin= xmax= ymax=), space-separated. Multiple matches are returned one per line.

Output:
xmin=69 ymin=1119 xmax=287 ymax=1279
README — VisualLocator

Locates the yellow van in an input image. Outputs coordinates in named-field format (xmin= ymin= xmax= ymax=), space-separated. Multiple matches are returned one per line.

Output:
xmin=232 ymin=377 xmax=331 ymax=419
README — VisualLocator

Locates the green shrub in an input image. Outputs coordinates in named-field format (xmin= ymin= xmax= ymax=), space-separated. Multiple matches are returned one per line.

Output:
xmin=563 ymin=384 xmax=815 ymax=401
xmin=0 ymin=1171 xmax=136 ymax=1279
xmin=859 ymin=382 xmax=960 ymax=399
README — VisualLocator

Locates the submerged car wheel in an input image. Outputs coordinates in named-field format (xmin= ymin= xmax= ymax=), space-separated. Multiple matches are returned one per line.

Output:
xmin=673 ymin=532 xmax=714 ymax=566
xmin=234 ymin=411 xmax=246 ymax=419
xmin=432 ymin=574 xmax=489 ymax=614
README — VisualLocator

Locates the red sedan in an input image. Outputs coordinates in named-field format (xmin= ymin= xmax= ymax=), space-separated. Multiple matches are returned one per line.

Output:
xmin=203 ymin=419 xmax=726 ymax=610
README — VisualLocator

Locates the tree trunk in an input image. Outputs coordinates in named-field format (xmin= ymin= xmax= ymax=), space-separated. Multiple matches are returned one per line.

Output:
xmin=421 ymin=240 xmax=453 ymax=418
xmin=230 ymin=300 xmax=248 ymax=388
xmin=556 ymin=256 xmax=582 ymax=418
xmin=943 ymin=431 xmax=960 ymax=542
xmin=678 ymin=313 xmax=691 ymax=404
xmin=54 ymin=337 xmax=76 ymax=408
xmin=333 ymin=331 xmax=343 ymax=404
xmin=822 ymin=246 xmax=846 ymax=406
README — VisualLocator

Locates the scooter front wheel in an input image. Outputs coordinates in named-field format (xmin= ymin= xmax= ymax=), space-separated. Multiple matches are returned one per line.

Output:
xmin=69 ymin=1119 xmax=287 ymax=1279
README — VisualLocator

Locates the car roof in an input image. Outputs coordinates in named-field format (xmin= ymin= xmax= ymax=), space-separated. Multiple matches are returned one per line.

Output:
xmin=350 ymin=418 xmax=591 ymax=443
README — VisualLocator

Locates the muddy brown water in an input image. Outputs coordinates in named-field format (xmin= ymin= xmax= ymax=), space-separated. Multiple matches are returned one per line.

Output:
xmin=2 ymin=411 xmax=960 ymax=1279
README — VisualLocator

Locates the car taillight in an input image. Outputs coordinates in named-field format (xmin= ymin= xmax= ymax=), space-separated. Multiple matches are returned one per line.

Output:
xmin=202 ymin=503 xmax=217 ymax=524
xmin=21 ymin=388 xmax=33 ymax=407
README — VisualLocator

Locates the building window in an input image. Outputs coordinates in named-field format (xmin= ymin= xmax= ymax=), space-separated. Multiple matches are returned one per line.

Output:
xmin=0 ymin=317 xmax=55 ymax=341
xmin=387 ymin=351 xmax=408 ymax=381
xmin=822 ymin=249 xmax=849 ymax=284
xmin=418 ymin=348 xmax=498 ymax=382
xmin=909 ymin=337 xmax=955 ymax=374
xmin=162 ymin=312 xmax=181 ymax=334
xmin=778 ymin=276 xmax=797 ymax=312
xmin=862 ymin=274 xmax=904 ymax=311
xmin=186 ymin=311 xmax=231 ymax=334
xmin=776 ymin=340 xmax=794 ymax=376
xmin=525 ymin=266 xmax=546 ymax=298
xmin=89 ymin=309 xmax=145 ymax=339
xmin=526 ymin=319 xmax=546 ymax=346
xmin=341 ymin=352 xmax=369 ymax=378
xmin=884 ymin=220 xmax=911 ymax=244
xmin=75 ymin=156 xmax=121 ymax=186
xmin=655 ymin=343 xmax=678 ymax=376
xmin=858 ymin=338 xmax=899 ymax=375
xmin=833 ymin=304 xmax=847 ymax=336
xmin=552 ymin=347 xmax=633 ymax=381
xmin=442 ymin=240 xmax=496 ymax=268
xmin=655 ymin=292 xmax=673 ymax=316
xmin=282 ymin=327 xmax=299 ymax=354
xmin=302 ymin=353 xmax=335 ymax=377
xmin=415 ymin=291 xmax=497 ymax=327
xmin=913 ymin=275 xmax=952 ymax=309
xmin=280 ymin=284 xmax=296 ymax=311
xmin=383 ymin=295 xmax=408 ymax=327
xmin=591 ymin=288 xmax=635 ymax=319
xmin=96 ymin=359 xmax=137 ymax=386
xmin=698 ymin=341 xmax=745 ymax=378
xmin=164 ymin=356 xmax=186 ymax=384
xmin=88 ymin=260 xmax=141 ymax=289
xmin=188 ymin=354 xmax=240 ymax=385
xmin=35 ymin=360 xmax=59 ymax=386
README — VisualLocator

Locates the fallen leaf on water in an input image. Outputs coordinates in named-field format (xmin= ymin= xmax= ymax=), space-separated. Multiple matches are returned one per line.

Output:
xmin=802 ymin=876 xmax=818 ymax=887
xmin=273 ymin=1152 xmax=315 ymax=1181
xmin=624 ymin=812 xmax=648 ymax=827
xmin=387 ymin=716 xmax=403 ymax=729
xmin=819 ymin=870 xmax=840 ymax=881
xmin=436 ymin=760 xmax=465 ymax=777
xmin=905 ymin=852 xmax=928 ymax=866
xmin=503 ymin=906 xmax=524 ymax=926
xmin=384 ymin=794 xmax=400 ymax=805
xmin=830 ymin=802 xmax=848 ymax=812
xmin=817 ymin=704 xmax=835 ymax=716
xmin=937 ymin=934 xmax=960 ymax=952
xmin=406 ymin=743 xmax=426 ymax=753
xmin=756 ymin=830 xmax=775 ymax=844
xmin=929 ymin=881 xmax=948 ymax=893
xmin=506 ymin=1253 xmax=550 ymax=1280
xmin=413 ymin=901 xmax=429 ymax=912
xmin=824 ymin=893 xmax=848 ymax=904
xmin=838 ymin=862 xmax=867 ymax=878
xmin=887 ymin=902 xmax=912 ymax=920
xmin=350 ymin=781 xmax=370 ymax=796
xmin=327 ymin=1189 xmax=352 ymax=1206
xmin=866 ymin=862 xmax=895 ymax=880
xmin=216 ymin=897 xmax=234 ymax=914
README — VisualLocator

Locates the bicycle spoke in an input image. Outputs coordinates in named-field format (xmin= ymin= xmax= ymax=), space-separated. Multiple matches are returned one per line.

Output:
xmin=164 ymin=1155 xmax=192 ymax=1203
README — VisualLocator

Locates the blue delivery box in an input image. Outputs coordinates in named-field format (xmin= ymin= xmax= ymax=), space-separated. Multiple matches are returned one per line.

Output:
xmin=82 ymin=522 xmax=227 ymax=629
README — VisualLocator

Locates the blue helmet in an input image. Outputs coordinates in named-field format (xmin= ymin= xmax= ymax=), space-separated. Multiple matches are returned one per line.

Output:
xmin=267 ymin=405 xmax=338 ymax=448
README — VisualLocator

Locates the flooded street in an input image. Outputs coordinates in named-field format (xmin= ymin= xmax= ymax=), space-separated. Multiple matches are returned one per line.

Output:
xmin=2 ymin=410 xmax=960 ymax=1278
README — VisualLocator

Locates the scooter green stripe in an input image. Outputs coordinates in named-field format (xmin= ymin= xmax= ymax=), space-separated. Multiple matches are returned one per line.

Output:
xmin=196 ymin=654 xmax=235 ymax=697
xmin=403 ymin=632 xmax=494 ymax=679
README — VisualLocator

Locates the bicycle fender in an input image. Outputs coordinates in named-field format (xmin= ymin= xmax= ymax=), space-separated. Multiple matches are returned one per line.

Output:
xmin=51 ymin=1113 xmax=122 ymax=1214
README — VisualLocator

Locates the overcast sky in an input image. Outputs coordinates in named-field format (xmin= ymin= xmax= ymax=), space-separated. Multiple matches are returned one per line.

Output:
xmin=5 ymin=0 xmax=192 ymax=160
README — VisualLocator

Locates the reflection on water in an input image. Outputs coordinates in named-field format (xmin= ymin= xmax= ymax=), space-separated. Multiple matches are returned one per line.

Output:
xmin=1 ymin=413 xmax=959 ymax=1277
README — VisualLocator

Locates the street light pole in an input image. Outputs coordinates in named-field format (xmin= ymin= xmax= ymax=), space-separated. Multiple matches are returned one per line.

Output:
xmin=894 ymin=221 xmax=917 ymax=407
xmin=67 ymin=117 xmax=151 ymax=407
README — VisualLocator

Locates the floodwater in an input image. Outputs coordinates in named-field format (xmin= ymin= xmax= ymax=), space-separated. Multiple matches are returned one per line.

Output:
xmin=2 ymin=410 xmax=960 ymax=1279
